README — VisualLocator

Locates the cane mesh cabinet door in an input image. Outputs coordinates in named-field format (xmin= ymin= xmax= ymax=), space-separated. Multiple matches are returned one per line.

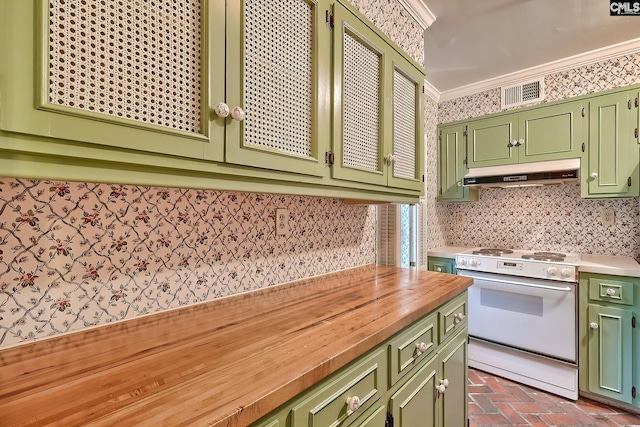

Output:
xmin=0 ymin=0 xmax=223 ymax=161
xmin=386 ymin=52 xmax=424 ymax=192
xmin=224 ymin=0 xmax=330 ymax=176
xmin=331 ymin=0 xmax=425 ymax=192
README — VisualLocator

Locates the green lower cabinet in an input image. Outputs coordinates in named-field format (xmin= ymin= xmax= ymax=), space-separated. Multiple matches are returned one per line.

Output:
xmin=587 ymin=304 xmax=634 ymax=403
xmin=350 ymin=404 xmax=387 ymax=427
xmin=427 ymin=257 xmax=456 ymax=274
xmin=438 ymin=331 xmax=468 ymax=427
xmin=389 ymin=355 xmax=438 ymax=427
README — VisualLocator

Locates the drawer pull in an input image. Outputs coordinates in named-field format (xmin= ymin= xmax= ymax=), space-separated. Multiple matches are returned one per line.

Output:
xmin=346 ymin=396 xmax=361 ymax=414
xmin=415 ymin=341 xmax=429 ymax=355
xmin=590 ymin=322 xmax=599 ymax=329
xmin=437 ymin=379 xmax=449 ymax=394
xmin=606 ymin=288 xmax=616 ymax=296
xmin=454 ymin=313 xmax=465 ymax=322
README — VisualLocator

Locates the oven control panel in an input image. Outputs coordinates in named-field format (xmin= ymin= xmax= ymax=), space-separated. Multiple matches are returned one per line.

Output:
xmin=455 ymin=254 xmax=579 ymax=283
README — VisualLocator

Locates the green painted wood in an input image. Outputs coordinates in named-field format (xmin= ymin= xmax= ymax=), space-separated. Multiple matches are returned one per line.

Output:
xmin=0 ymin=1 xmax=221 ymax=161
xmin=437 ymin=125 xmax=477 ymax=202
xmin=467 ymin=115 xmax=518 ymax=168
xmin=290 ymin=348 xmax=386 ymax=427
xmin=518 ymin=101 xmax=582 ymax=162
xmin=389 ymin=356 xmax=438 ymax=427
xmin=588 ymin=276 xmax=636 ymax=306
xmin=427 ymin=257 xmax=456 ymax=274
xmin=438 ymin=293 xmax=468 ymax=344
xmin=388 ymin=313 xmax=437 ymax=386
xmin=386 ymin=53 xmax=425 ymax=192
xmin=438 ymin=330 xmax=468 ymax=427
xmin=583 ymin=91 xmax=639 ymax=198
xmin=350 ymin=404 xmax=387 ymax=427
xmin=587 ymin=304 xmax=633 ymax=403
xmin=331 ymin=1 xmax=387 ymax=187
xmin=224 ymin=0 xmax=329 ymax=177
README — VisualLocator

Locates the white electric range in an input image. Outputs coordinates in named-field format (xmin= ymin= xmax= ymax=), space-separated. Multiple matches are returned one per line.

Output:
xmin=455 ymin=248 xmax=580 ymax=400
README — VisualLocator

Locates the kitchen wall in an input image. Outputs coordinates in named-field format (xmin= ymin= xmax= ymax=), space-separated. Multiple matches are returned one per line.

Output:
xmin=428 ymin=52 xmax=640 ymax=256
xmin=0 ymin=1 xmax=423 ymax=350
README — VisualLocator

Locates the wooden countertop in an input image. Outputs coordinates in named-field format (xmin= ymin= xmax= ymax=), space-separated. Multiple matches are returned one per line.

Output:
xmin=0 ymin=265 xmax=472 ymax=427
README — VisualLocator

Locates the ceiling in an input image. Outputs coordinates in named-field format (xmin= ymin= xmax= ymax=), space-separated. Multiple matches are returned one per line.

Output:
xmin=423 ymin=0 xmax=640 ymax=94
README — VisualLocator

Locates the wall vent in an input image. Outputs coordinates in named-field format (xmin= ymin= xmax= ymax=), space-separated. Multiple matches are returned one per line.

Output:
xmin=501 ymin=78 xmax=544 ymax=109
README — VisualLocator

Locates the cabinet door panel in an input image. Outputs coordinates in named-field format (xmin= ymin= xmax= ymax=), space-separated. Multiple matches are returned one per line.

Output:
xmin=467 ymin=116 xmax=518 ymax=168
xmin=225 ymin=0 xmax=329 ymax=176
xmin=389 ymin=358 xmax=437 ymax=427
xmin=519 ymin=102 xmax=582 ymax=162
xmin=583 ymin=92 xmax=638 ymax=197
xmin=438 ymin=332 xmax=468 ymax=427
xmin=438 ymin=125 xmax=466 ymax=200
xmin=587 ymin=304 xmax=633 ymax=403
xmin=1 ymin=1 xmax=220 ymax=160
xmin=387 ymin=56 xmax=424 ymax=191
xmin=331 ymin=2 xmax=387 ymax=186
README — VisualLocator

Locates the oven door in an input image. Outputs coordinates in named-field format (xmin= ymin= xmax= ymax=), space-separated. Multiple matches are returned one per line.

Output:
xmin=459 ymin=270 xmax=576 ymax=362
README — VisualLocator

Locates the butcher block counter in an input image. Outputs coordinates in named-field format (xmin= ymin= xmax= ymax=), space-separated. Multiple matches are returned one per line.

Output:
xmin=0 ymin=265 xmax=473 ymax=427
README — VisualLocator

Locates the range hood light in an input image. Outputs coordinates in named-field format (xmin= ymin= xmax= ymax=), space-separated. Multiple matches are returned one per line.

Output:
xmin=463 ymin=159 xmax=580 ymax=188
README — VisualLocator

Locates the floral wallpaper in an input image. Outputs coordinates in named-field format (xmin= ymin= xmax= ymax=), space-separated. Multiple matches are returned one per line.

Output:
xmin=429 ymin=52 xmax=640 ymax=257
xmin=350 ymin=0 xmax=424 ymax=67
xmin=0 ymin=179 xmax=376 ymax=349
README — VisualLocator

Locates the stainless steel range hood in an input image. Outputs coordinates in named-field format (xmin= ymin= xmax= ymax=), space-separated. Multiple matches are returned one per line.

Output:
xmin=463 ymin=158 xmax=580 ymax=188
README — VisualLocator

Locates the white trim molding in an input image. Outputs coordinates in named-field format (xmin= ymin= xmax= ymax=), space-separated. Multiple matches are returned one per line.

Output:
xmin=397 ymin=0 xmax=436 ymax=30
xmin=433 ymin=37 xmax=640 ymax=102
xmin=423 ymin=78 xmax=440 ymax=102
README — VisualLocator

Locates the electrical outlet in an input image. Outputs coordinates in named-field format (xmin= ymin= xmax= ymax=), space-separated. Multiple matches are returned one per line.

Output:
xmin=276 ymin=209 xmax=289 ymax=236
xmin=601 ymin=207 xmax=614 ymax=226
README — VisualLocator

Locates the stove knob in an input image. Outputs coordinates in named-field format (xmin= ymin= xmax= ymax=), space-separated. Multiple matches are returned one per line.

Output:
xmin=459 ymin=258 xmax=467 ymax=266
xmin=561 ymin=268 xmax=572 ymax=278
xmin=470 ymin=258 xmax=478 ymax=267
xmin=547 ymin=267 xmax=558 ymax=277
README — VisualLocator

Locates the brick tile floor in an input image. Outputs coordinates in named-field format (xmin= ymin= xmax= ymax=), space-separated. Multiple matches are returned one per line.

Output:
xmin=469 ymin=369 xmax=640 ymax=426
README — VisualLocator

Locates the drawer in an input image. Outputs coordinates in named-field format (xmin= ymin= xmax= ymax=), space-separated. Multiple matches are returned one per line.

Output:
xmin=351 ymin=404 xmax=387 ymax=427
xmin=438 ymin=292 xmax=468 ymax=344
xmin=291 ymin=348 xmax=386 ymax=427
xmin=388 ymin=312 xmax=437 ymax=386
xmin=427 ymin=257 xmax=455 ymax=274
xmin=588 ymin=277 xmax=634 ymax=306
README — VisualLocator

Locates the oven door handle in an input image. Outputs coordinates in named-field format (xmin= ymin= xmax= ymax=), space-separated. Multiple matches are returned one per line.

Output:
xmin=463 ymin=275 xmax=573 ymax=292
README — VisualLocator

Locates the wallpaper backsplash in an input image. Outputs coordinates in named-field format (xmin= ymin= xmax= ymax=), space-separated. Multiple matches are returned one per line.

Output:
xmin=430 ymin=52 xmax=640 ymax=256
xmin=0 ymin=179 xmax=376 ymax=349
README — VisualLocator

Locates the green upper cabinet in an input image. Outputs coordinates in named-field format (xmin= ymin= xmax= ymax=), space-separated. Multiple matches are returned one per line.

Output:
xmin=467 ymin=115 xmax=518 ymax=168
xmin=467 ymin=101 xmax=582 ymax=168
xmin=331 ymin=0 xmax=424 ymax=192
xmin=582 ymin=90 xmax=640 ymax=198
xmin=437 ymin=124 xmax=478 ymax=202
xmin=0 ymin=0 xmax=223 ymax=161
xmin=224 ymin=0 xmax=330 ymax=176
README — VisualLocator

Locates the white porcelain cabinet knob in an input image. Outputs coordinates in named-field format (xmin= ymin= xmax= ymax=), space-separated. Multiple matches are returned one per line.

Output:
xmin=590 ymin=322 xmax=599 ymax=329
xmin=231 ymin=106 xmax=246 ymax=121
xmin=606 ymin=288 xmax=616 ymax=296
xmin=214 ymin=102 xmax=230 ymax=118
xmin=590 ymin=172 xmax=598 ymax=179
xmin=510 ymin=140 xmax=518 ymax=147
xmin=455 ymin=313 xmax=465 ymax=322
xmin=457 ymin=181 xmax=462 ymax=187
xmin=346 ymin=396 xmax=361 ymax=414
xmin=416 ymin=341 xmax=429 ymax=354
xmin=518 ymin=138 xmax=525 ymax=145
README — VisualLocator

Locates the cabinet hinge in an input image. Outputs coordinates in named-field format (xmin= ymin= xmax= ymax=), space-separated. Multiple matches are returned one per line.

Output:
xmin=422 ymin=174 xmax=425 ymax=183
xmin=581 ymin=142 xmax=585 ymax=153
xmin=463 ymin=157 xmax=468 ymax=166
xmin=633 ymin=386 xmax=637 ymax=399
xmin=628 ymin=177 xmax=632 ymax=187
xmin=325 ymin=150 xmax=335 ymax=167
xmin=438 ymin=130 xmax=442 ymax=142
xmin=633 ymin=316 xmax=636 ymax=328
xmin=385 ymin=412 xmax=394 ymax=427
xmin=635 ymin=128 xmax=639 ymax=138
xmin=439 ymin=188 xmax=443 ymax=196
xmin=325 ymin=10 xmax=334 ymax=29
xmin=581 ymin=107 xmax=585 ymax=117
xmin=636 ymin=97 xmax=639 ymax=108
xmin=463 ymin=126 xmax=468 ymax=137
xmin=629 ymin=99 xmax=633 ymax=110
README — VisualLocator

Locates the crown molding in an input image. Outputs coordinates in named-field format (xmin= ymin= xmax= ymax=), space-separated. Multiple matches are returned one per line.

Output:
xmin=436 ymin=37 xmax=640 ymax=102
xmin=423 ymin=78 xmax=441 ymax=102
xmin=397 ymin=0 xmax=436 ymax=30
